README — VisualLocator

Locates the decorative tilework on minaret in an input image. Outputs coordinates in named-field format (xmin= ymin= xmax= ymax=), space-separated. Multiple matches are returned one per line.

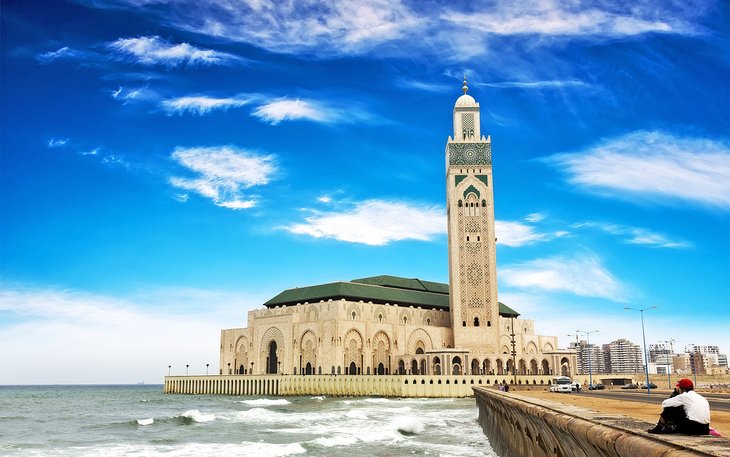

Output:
xmin=446 ymin=76 xmax=500 ymax=352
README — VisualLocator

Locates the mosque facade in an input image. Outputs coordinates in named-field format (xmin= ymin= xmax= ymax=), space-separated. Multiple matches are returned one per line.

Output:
xmin=219 ymin=80 xmax=575 ymax=383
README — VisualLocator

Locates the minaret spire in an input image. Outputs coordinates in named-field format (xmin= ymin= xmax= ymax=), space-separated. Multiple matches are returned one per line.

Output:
xmin=462 ymin=75 xmax=468 ymax=94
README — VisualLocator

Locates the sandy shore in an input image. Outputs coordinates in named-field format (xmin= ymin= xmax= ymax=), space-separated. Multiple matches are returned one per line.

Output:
xmin=517 ymin=390 xmax=730 ymax=435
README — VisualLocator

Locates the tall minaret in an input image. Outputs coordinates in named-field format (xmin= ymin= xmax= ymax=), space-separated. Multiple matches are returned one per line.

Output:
xmin=446 ymin=77 xmax=499 ymax=352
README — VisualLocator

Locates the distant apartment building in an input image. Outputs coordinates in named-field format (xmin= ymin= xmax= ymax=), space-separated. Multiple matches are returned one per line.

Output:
xmin=570 ymin=340 xmax=606 ymax=375
xmin=603 ymin=339 xmax=643 ymax=373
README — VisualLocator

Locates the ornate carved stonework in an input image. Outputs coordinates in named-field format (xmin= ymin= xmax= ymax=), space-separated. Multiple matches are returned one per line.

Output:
xmin=448 ymin=143 xmax=492 ymax=166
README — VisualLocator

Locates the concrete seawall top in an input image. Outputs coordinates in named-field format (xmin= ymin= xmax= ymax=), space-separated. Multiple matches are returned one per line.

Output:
xmin=473 ymin=387 xmax=730 ymax=457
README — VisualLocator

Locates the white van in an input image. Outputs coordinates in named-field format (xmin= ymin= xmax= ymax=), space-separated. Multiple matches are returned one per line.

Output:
xmin=549 ymin=376 xmax=575 ymax=393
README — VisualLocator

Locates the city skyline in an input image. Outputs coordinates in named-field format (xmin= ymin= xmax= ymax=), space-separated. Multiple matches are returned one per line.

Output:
xmin=1 ymin=0 xmax=729 ymax=384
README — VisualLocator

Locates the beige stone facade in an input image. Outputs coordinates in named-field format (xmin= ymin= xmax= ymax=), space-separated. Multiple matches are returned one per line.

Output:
xmin=218 ymin=79 xmax=576 ymax=390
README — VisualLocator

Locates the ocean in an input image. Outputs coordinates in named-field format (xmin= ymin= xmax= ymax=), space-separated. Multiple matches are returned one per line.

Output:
xmin=0 ymin=385 xmax=497 ymax=456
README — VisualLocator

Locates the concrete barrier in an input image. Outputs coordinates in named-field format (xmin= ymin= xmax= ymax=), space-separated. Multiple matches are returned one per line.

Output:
xmin=473 ymin=387 xmax=730 ymax=457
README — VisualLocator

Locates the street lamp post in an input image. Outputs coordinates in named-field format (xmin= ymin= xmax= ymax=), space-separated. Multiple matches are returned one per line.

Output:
xmin=662 ymin=339 xmax=675 ymax=389
xmin=510 ymin=316 xmax=517 ymax=386
xmin=206 ymin=363 xmax=209 ymax=376
xmin=625 ymin=306 xmax=657 ymax=396
xmin=186 ymin=364 xmax=189 ymax=376
xmin=577 ymin=330 xmax=599 ymax=388
xmin=227 ymin=362 xmax=231 ymax=375
xmin=168 ymin=365 xmax=171 ymax=376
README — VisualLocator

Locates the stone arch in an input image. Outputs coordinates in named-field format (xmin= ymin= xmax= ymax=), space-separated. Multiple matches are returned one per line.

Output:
xmin=518 ymin=358 xmax=527 ymax=375
xmin=541 ymin=359 xmax=551 ymax=375
xmin=526 ymin=341 xmax=538 ymax=355
xmin=423 ymin=311 xmax=434 ymax=326
xmin=530 ymin=359 xmax=538 ymax=375
xmin=300 ymin=330 xmax=317 ymax=375
xmin=407 ymin=328 xmax=433 ymax=354
xmin=261 ymin=327 xmax=284 ymax=374
xmin=234 ymin=335 xmax=249 ymax=374
xmin=482 ymin=359 xmax=492 ymax=375
xmin=471 ymin=358 xmax=480 ymax=375
xmin=306 ymin=306 xmax=319 ymax=322
xmin=543 ymin=342 xmax=554 ymax=352
xmin=398 ymin=310 xmax=411 ymax=325
xmin=560 ymin=357 xmax=571 ymax=376
xmin=372 ymin=331 xmax=391 ymax=375
xmin=344 ymin=328 xmax=364 ymax=374
xmin=346 ymin=303 xmax=361 ymax=321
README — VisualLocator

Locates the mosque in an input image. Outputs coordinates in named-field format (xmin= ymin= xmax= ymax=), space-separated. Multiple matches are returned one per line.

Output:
xmin=219 ymin=79 xmax=575 ymax=383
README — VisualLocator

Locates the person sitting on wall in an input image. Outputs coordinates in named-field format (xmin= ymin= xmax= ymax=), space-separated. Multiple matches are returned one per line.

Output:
xmin=647 ymin=378 xmax=710 ymax=435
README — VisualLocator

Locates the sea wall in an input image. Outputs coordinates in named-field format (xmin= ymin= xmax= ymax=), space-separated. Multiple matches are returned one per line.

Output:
xmin=164 ymin=374 xmax=553 ymax=397
xmin=473 ymin=387 xmax=729 ymax=457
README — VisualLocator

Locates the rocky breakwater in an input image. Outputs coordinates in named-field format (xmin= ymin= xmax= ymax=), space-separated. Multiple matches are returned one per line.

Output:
xmin=473 ymin=387 xmax=730 ymax=457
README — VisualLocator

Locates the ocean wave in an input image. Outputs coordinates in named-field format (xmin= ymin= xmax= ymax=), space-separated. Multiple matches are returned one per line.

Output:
xmin=344 ymin=410 xmax=368 ymax=419
xmin=136 ymin=418 xmax=154 ymax=426
xmin=311 ymin=434 xmax=358 ymax=447
xmin=391 ymin=416 xmax=425 ymax=436
xmin=178 ymin=409 xmax=215 ymax=423
xmin=310 ymin=396 xmax=326 ymax=401
xmin=238 ymin=398 xmax=291 ymax=406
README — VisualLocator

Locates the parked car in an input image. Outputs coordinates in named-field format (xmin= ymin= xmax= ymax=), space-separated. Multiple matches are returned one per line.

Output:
xmin=643 ymin=383 xmax=658 ymax=389
xmin=621 ymin=384 xmax=638 ymax=389
xmin=588 ymin=383 xmax=605 ymax=390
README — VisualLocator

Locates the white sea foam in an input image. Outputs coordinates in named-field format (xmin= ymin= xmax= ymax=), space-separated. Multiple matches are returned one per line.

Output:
xmin=344 ymin=409 xmax=368 ymax=419
xmin=181 ymin=409 xmax=215 ymax=423
xmin=238 ymin=398 xmax=291 ymax=406
xmin=391 ymin=416 xmax=425 ymax=435
xmin=136 ymin=418 xmax=154 ymax=426
xmin=312 ymin=434 xmax=358 ymax=447
xmin=22 ymin=442 xmax=308 ymax=457
xmin=311 ymin=395 xmax=326 ymax=401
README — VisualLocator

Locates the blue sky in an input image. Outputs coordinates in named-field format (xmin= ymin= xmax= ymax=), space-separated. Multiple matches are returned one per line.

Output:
xmin=1 ymin=0 xmax=729 ymax=384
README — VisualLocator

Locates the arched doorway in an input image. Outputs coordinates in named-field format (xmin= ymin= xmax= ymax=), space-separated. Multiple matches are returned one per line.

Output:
xmin=506 ymin=359 xmax=514 ymax=374
xmin=497 ymin=359 xmax=504 ymax=375
xmin=420 ymin=359 xmax=426 ymax=375
xmin=519 ymin=359 xmax=527 ymax=375
xmin=239 ymin=364 xmax=244 ymax=374
xmin=411 ymin=359 xmax=418 ymax=374
xmin=542 ymin=359 xmax=550 ymax=375
xmin=433 ymin=356 xmax=441 ymax=375
xmin=377 ymin=362 xmax=385 ymax=375
xmin=561 ymin=357 xmax=571 ymax=376
xmin=267 ymin=341 xmax=278 ymax=374
xmin=530 ymin=359 xmax=538 ymax=375
xmin=398 ymin=360 xmax=405 ymax=374
xmin=452 ymin=356 xmax=462 ymax=375
xmin=483 ymin=359 xmax=491 ymax=375
xmin=471 ymin=359 xmax=480 ymax=375
xmin=349 ymin=361 xmax=357 ymax=375
xmin=305 ymin=362 xmax=313 ymax=375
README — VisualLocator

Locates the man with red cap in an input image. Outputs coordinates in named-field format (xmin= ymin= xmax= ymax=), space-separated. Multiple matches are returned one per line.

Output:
xmin=647 ymin=378 xmax=710 ymax=435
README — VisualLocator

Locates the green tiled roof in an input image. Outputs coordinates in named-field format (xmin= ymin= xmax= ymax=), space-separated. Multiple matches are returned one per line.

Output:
xmin=263 ymin=275 xmax=520 ymax=317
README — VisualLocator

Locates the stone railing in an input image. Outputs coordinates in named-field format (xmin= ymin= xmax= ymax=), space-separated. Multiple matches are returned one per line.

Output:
xmin=164 ymin=374 xmax=554 ymax=397
xmin=473 ymin=387 xmax=730 ymax=457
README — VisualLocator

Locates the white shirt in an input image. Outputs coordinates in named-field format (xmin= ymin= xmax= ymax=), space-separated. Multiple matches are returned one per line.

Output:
xmin=662 ymin=390 xmax=711 ymax=424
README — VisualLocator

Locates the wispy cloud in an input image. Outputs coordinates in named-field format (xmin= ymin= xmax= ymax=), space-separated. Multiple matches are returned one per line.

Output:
xmin=501 ymin=253 xmax=626 ymax=300
xmin=36 ymin=46 xmax=86 ymax=63
xmin=572 ymin=221 xmax=692 ymax=249
xmin=169 ymin=146 xmax=276 ymax=209
xmin=85 ymin=1 xmax=700 ymax=59
xmin=110 ymin=85 xmax=159 ymax=104
xmin=495 ymin=220 xmax=547 ymax=247
xmin=548 ymin=131 xmax=730 ymax=209
xmin=108 ymin=36 xmax=238 ymax=66
xmin=47 ymin=138 xmax=69 ymax=148
xmin=251 ymin=98 xmax=384 ymax=126
xmin=286 ymin=200 xmax=444 ymax=246
xmin=252 ymin=99 xmax=329 ymax=125
xmin=524 ymin=212 xmax=545 ymax=223
xmin=161 ymin=95 xmax=252 ymax=115
xmin=478 ymin=80 xmax=589 ymax=89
